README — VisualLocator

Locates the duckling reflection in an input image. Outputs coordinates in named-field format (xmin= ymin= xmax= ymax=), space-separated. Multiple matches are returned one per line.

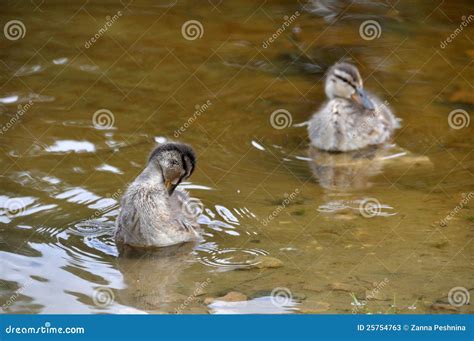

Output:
xmin=116 ymin=143 xmax=202 ymax=250
xmin=307 ymin=146 xmax=385 ymax=190
xmin=308 ymin=62 xmax=400 ymax=152
xmin=115 ymin=243 xmax=202 ymax=312
xmin=308 ymin=145 xmax=433 ymax=191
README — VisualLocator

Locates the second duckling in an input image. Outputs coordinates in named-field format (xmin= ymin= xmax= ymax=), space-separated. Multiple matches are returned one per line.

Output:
xmin=308 ymin=62 xmax=400 ymax=152
xmin=115 ymin=142 xmax=201 ymax=249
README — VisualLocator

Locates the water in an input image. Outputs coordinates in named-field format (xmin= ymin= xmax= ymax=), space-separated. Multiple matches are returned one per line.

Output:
xmin=1 ymin=0 xmax=473 ymax=314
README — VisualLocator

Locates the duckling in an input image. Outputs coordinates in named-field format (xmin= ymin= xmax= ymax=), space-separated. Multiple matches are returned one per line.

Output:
xmin=308 ymin=62 xmax=400 ymax=152
xmin=115 ymin=143 xmax=201 ymax=249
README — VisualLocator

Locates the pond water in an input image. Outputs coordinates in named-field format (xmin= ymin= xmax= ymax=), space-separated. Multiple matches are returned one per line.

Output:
xmin=1 ymin=0 xmax=473 ymax=314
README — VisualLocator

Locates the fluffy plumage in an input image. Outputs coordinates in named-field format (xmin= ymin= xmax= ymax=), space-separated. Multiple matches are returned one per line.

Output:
xmin=115 ymin=143 xmax=201 ymax=249
xmin=308 ymin=62 xmax=400 ymax=152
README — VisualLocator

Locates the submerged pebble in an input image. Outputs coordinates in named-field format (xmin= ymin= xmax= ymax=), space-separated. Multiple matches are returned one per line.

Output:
xmin=430 ymin=303 xmax=459 ymax=312
xmin=328 ymin=282 xmax=352 ymax=292
xmin=448 ymin=89 xmax=474 ymax=105
xmin=299 ymin=301 xmax=330 ymax=313
xmin=365 ymin=289 xmax=390 ymax=301
xmin=205 ymin=291 xmax=248 ymax=304
xmin=247 ymin=256 xmax=283 ymax=270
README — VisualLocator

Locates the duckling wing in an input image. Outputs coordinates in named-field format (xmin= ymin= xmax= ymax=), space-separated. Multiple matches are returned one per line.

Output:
xmin=365 ymin=94 xmax=400 ymax=144
xmin=309 ymin=100 xmax=373 ymax=151
xmin=115 ymin=194 xmax=142 ymax=245
xmin=308 ymin=100 xmax=344 ymax=151
xmin=171 ymin=190 xmax=201 ymax=231
xmin=309 ymin=98 xmax=399 ymax=152
xmin=370 ymin=95 xmax=401 ymax=130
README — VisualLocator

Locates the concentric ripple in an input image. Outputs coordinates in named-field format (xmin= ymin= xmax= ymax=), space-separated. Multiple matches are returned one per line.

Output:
xmin=197 ymin=246 xmax=269 ymax=270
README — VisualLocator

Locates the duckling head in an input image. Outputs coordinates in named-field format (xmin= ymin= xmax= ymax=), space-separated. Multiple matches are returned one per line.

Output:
xmin=147 ymin=142 xmax=196 ymax=196
xmin=324 ymin=62 xmax=374 ymax=110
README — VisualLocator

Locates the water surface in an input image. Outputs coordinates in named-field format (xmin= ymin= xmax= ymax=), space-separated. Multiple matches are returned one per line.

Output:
xmin=0 ymin=0 xmax=473 ymax=314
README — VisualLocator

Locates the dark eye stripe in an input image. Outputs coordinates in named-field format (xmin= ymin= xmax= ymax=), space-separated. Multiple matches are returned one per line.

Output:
xmin=173 ymin=154 xmax=187 ymax=188
xmin=181 ymin=154 xmax=188 ymax=176
xmin=334 ymin=74 xmax=356 ymax=89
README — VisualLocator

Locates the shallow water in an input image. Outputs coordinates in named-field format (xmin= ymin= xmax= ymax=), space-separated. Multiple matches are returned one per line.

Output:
xmin=1 ymin=0 xmax=473 ymax=314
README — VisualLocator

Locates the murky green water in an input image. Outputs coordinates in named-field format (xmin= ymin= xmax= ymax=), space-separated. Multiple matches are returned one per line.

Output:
xmin=1 ymin=0 xmax=473 ymax=314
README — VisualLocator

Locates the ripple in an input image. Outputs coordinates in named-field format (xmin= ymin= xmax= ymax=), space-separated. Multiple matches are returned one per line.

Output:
xmin=208 ymin=295 xmax=299 ymax=314
xmin=215 ymin=205 xmax=239 ymax=225
xmin=233 ymin=207 xmax=257 ymax=219
xmin=45 ymin=140 xmax=96 ymax=153
xmin=9 ymin=171 xmax=62 ymax=194
xmin=0 ymin=95 xmax=19 ymax=104
xmin=68 ymin=221 xmax=117 ymax=257
xmin=0 ymin=93 xmax=54 ymax=104
xmin=69 ymin=222 xmax=117 ymax=257
xmin=318 ymin=199 xmax=397 ymax=217
xmin=36 ymin=226 xmax=63 ymax=239
xmin=96 ymin=164 xmax=123 ymax=174
xmin=178 ymin=182 xmax=213 ymax=191
xmin=14 ymin=64 xmax=45 ymax=77
xmin=55 ymin=187 xmax=100 ymax=205
xmin=317 ymin=200 xmax=351 ymax=213
xmin=79 ymin=64 xmax=99 ymax=73
xmin=0 ymin=195 xmax=57 ymax=223
xmin=70 ymin=220 xmax=116 ymax=238
xmin=61 ymin=120 xmax=95 ymax=128
xmin=251 ymin=140 xmax=265 ymax=151
xmin=198 ymin=214 xmax=236 ymax=233
xmin=223 ymin=59 xmax=277 ymax=74
xmin=197 ymin=246 xmax=269 ymax=270
xmin=52 ymin=58 xmax=68 ymax=65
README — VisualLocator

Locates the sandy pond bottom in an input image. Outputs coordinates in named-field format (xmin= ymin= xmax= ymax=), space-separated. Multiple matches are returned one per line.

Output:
xmin=0 ymin=0 xmax=473 ymax=314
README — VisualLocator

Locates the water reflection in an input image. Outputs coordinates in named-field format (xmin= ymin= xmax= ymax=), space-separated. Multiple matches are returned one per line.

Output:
xmin=1 ymin=0 xmax=472 ymax=315
xmin=115 ymin=243 xmax=198 ymax=312
xmin=308 ymin=145 xmax=385 ymax=191
xmin=307 ymin=144 xmax=433 ymax=191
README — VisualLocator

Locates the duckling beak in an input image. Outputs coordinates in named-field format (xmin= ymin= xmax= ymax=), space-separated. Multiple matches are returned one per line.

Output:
xmin=165 ymin=180 xmax=178 ymax=196
xmin=352 ymin=88 xmax=374 ymax=110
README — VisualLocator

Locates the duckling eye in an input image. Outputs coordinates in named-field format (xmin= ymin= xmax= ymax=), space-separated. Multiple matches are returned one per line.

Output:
xmin=169 ymin=159 xmax=179 ymax=167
